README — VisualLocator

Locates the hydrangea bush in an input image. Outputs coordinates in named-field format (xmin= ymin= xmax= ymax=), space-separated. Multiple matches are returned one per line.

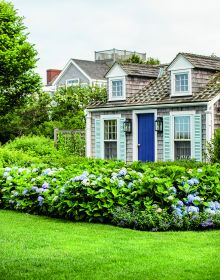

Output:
xmin=0 ymin=163 xmax=220 ymax=231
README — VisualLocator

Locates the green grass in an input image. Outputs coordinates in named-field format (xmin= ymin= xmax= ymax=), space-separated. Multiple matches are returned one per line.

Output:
xmin=0 ymin=211 xmax=220 ymax=280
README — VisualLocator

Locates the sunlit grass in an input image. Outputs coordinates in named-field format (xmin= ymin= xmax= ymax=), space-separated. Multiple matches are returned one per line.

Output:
xmin=0 ymin=210 xmax=220 ymax=280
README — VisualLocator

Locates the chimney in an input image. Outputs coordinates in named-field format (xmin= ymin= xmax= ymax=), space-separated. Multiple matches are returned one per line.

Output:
xmin=47 ymin=69 xmax=61 ymax=85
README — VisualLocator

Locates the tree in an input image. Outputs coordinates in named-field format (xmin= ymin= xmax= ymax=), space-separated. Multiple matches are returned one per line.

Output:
xmin=123 ymin=54 xmax=160 ymax=65
xmin=0 ymin=0 xmax=41 ymax=116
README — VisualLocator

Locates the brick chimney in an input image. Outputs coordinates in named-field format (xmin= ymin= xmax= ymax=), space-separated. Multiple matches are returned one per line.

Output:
xmin=47 ymin=69 xmax=61 ymax=85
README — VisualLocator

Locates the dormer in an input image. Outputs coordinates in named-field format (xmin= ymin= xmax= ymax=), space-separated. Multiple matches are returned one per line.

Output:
xmin=168 ymin=53 xmax=194 ymax=97
xmin=105 ymin=62 xmax=159 ymax=102
xmin=105 ymin=63 xmax=127 ymax=101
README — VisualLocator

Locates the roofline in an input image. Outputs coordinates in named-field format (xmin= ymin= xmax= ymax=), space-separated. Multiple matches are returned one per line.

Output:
xmin=52 ymin=59 xmax=92 ymax=85
xmin=87 ymin=101 xmax=208 ymax=112
xmin=167 ymin=53 xmax=194 ymax=70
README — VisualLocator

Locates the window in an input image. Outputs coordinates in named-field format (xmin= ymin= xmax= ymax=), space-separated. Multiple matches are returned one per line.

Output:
xmin=104 ymin=120 xmax=117 ymax=159
xmin=108 ymin=77 xmax=126 ymax=101
xmin=171 ymin=70 xmax=192 ymax=96
xmin=66 ymin=78 xmax=79 ymax=87
xmin=112 ymin=80 xmax=123 ymax=97
xmin=174 ymin=116 xmax=191 ymax=160
xmin=175 ymin=73 xmax=188 ymax=92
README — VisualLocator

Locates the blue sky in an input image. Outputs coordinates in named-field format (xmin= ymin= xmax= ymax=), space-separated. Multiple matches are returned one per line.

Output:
xmin=11 ymin=0 xmax=220 ymax=83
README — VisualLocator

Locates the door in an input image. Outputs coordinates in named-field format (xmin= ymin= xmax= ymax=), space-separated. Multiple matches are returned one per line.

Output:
xmin=138 ymin=113 xmax=155 ymax=162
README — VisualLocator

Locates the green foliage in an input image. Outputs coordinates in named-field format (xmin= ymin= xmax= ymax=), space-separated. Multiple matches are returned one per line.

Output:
xmin=206 ymin=128 xmax=220 ymax=163
xmin=0 ymin=0 xmax=41 ymax=116
xmin=57 ymin=132 xmax=85 ymax=156
xmin=0 ymin=92 xmax=51 ymax=143
xmin=50 ymin=85 xmax=107 ymax=130
xmin=123 ymin=54 xmax=160 ymax=65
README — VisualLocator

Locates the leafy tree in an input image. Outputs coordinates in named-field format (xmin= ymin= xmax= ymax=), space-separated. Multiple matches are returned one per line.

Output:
xmin=0 ymin=0 xmax=41 ymax=116
xmin=50 ymin=85 xmax=107 ymax=130
xmin=123 ymin=54 xmax=160 ymax=65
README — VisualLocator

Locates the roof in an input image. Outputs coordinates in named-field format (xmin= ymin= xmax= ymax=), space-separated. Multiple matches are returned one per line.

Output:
xmin=118 ymin=63 xmax=160 ymax=77
xmin=72 ymin=59 xmax=110 ymax=80
xmin=88 ymin=71 xmax=220 ymax=109
xmin=172 ymin=53 xmax=220 ymax=71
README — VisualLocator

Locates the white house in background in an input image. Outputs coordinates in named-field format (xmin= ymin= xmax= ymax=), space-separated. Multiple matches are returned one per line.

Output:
xmin=44 ymin=49 xmax=147 ymax=94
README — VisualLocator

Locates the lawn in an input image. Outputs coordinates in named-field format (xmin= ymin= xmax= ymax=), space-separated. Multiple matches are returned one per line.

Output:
xmin=0 ymin=211 xmax=220 ymax=280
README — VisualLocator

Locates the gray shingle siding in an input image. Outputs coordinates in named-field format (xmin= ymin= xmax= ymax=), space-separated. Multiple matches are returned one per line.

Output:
xmin=91 ymin=105 xmax=207 ymax=163
xmin=56 ymin=64 xmax=90 ymax=86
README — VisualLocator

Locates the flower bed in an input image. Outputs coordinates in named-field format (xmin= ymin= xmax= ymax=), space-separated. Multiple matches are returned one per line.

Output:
xmin=0 ymin=163 xmax=220 ymax=231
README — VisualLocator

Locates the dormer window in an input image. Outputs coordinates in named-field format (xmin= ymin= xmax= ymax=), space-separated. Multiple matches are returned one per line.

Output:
xmin=175 ymin=73 xmax=188 ymax=92
xmin=109 ymin=77 xmax=126 ymax=101
xmin=171 ymin=70 xmax=192 ymax=96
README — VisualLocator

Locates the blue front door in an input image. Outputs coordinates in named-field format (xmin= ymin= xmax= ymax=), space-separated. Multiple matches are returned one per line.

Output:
xmin=138 ymin=113 xmax=155 ymax=162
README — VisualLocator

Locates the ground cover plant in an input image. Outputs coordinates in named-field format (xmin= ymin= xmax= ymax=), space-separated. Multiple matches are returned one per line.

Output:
xmin=0 ymin=136 xmax=220 ymax=231
xmin=0 ymin=210 xmax=220 ymax=280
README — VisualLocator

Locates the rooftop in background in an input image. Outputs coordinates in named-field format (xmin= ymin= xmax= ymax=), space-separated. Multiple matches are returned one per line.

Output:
xmin=95 ymin=48 xmax=146 ymax=62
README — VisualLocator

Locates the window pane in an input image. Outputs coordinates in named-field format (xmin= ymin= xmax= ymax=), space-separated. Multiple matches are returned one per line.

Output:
xmin=112 ymin=80 xmax=123 ymax=97
xmin=175 ymin=74 xmax=188 ymax=92
xmin=175 ymin=141 xmax=191 ymax=160
xmin=104 ymin=120 xmax=117 ymax=140
xmin=104 ymin=142 xmax=117 ymax=159
xmin=174 ymin=116 xmax=190 ymax=139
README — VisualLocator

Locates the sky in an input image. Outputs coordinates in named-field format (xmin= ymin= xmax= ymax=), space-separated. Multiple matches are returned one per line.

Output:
xmin=11 ymin=0 xmax=220 ymax=84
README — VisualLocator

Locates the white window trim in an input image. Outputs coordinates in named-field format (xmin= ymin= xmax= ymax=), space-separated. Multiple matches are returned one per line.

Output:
xmin=171 ymin=69 xmax=192 ymax=97
xmin=100 ymin=114 xmax=121 ymax=159
xmin=108 ymin=76 xmax=126 ymax=101
xmin=66 ymin=78 xmax=80 ymax=87
xmin=170 ymin=111 xmax=195 ymax=160
xmin=132 ymin=109 xmax=157 ymax=162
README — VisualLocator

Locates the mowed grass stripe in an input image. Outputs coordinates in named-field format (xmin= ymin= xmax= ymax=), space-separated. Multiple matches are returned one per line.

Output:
xmin=0 ymin=210 xmax=220 ymax=280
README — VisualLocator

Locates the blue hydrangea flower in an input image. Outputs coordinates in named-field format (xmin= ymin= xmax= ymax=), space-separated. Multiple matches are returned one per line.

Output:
xmin=4 ymin=167 xmax=11 ymax=172
xmin=177 ymin=200 xmax=184 ymax=207
xmin=187 ymin=206 xmax=199 ymax=213
xmin=208 ymin=201 xmax=216 ymax=210
xmin=3 ymin=172 xmax=9 ymax=177
xmin=174 ymin=207 xmax=183 ymax=217
xmin=60 ymin=187 xmax=65 ymax=194
xmin=201 ymin=219 xmax=213 ymax=228
xmin=37 ymin=196 xmax=44 ymax=202
xmin=42 ymin=182 xmax=49 ymax=189
xmin=118 ymin=180 xmax=125 ymax=188
xmin=82 ymin=179 xmax=89 ymax=186
xmin=187 ymin=194 xmax=195 ymax=204
xmin=12 ymin=191 xmax=18 ymax=197
xmin=32 ymin=186 xmax=38 ymax=191
xmin=197 ymin=169 xmax=203 ymax=173
xmin=205 ymin=208 xmax=216 ymax=215
xmin=214 ymin=201 xmax=220 ymax=210
xmin=52 ymin=178 xmax=57 ymax=182
xmin=22 ymin=189 xmax=29 ymax=196
xmin=192 ymin=178 xmax=199 ymax=185
xmin=128 ymin=182 xmax=133 ymax=188
xmin=36 ymin=188 xmax=44 ymax=193
xmin=6 ymin=176 xmax=13 ymax=181
xmin=186 ymin=179 xmax=195 ymax=186
xmin=118 ymin=169 xmax=127 ymax=177
xmin=32 ymin=168 xmax=38 ymax=173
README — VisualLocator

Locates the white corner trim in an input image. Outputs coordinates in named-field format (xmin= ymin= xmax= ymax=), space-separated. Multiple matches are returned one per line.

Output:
xmin=132 ymin=109 xmax=157 ymax=162
xmin=85 ymin=111 xmax=92 ymax=157
xmin=207 ymin=93 xmax=220 ymax=137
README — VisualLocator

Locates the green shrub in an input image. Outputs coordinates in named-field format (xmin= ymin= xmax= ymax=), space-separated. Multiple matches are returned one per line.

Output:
xmin=207 ymin=128 xmax=220 ymax=163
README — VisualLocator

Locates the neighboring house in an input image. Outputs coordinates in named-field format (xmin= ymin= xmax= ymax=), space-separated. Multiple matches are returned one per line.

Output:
xmin=86 ymin=53 xmax=220 ymax=163
xmin=44 ymin=49 xmax=146 ymax=94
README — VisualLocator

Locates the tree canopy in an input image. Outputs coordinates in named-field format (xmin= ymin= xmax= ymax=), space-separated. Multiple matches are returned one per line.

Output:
xmin=0 ymin=0 xmax=41 ymax=116
xmin=123 ymin=54 xmax=160 ymax=65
